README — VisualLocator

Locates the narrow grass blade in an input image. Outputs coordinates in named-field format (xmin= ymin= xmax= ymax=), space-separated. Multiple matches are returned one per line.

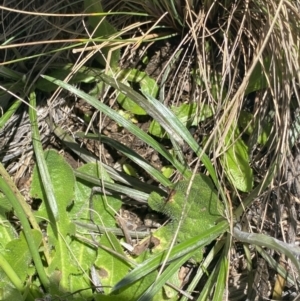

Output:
xmin=41 ymin=75 xmax=190 ymax=178
xmin=0 ymin=99 xmax=22 ymax=129
xmin=141 ymin=91 xmax=218 ymax=184
xmin=0 ymin=253 xmax=24 ymax=293
xmin=138 ymin=253 xmax=192 ymax=301
xmin=97 ymin=73 xmax=219 ymax=187
xmin=0 ymin=166 xmax=49 ymax=288
xmin=51 ymin=123 xmax=164 ymax=194
xmin=74 ymin=170 xmax=150 ymax=203
xmin=112 ymin=221 xmax=228 ymax=292
xmin=29 ymin=92 xmax=59 ymax=220
xmin=233 ymin=225 xmax=300 ymax=275
xmin=180 ymin=239 xmax=225 ymax=301
xmin=76 ymin=132 xmax=172 ymax=187
xmin=212 ymin=256 xmax=228 ymax=301
xmin=99 ymin=73 xmax=184 ymax=145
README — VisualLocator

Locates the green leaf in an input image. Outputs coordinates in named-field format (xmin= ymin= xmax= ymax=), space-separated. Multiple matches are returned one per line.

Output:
xmin=0 ymin=282 xmax=23 ymax=301
xmin=41 ymin=75 xmax=190 ymax=179
xmin=30 ymin=149 xmax=75 ymax=222
xmin=95 ymin=238 xmax=166 ymax=300
xmin=245 ymin=57 xmax=270 ymax=95
xmin=112 ymin=221 xmax=229 ymax=293
xmin=69 ymin=273 xmax=93 ymax=300
xmin=84 ymin=0 xmax=120 ymax=67
xmin=116 ymin=69 xmax=159 ymax=115
xmin=0 ymin=100 xmax=22 ymax=131
xmin=75 ymin=132 xmax=171 ymax=187
xmin=138 ymin=254 xmax=191 ymax=301
xmin=69 ymin=238 xmax=96 ymax=272
xmin=149 ymin=103 xmax=213 ymax=138
xmin=148 ymin=174 xmax=224 ymax=262
xmin=0 ymin=163 xmax=50 ymax=289
xmin=212 ymin=256 xmax=228 ymax=301
xmin=161 ymin=166 xmax=175 ymax=178
xmin=36 ymin=64 xmax=102 ymax=92
xmin=238 ymin=111 xmax=271 ymax=146
xmin=2 ymin=230 xmax=42 ymax=283
xmin=30 ymin=149 xmax=81 ymax=293
xmin=29 ymin=93 xmax=59 ymax=220
xmin=72 ymin=162 xmax=122 ymax=228
xmin=220 ymin=126 xmax=254 ymax=192
xmin=0 ymin=194 xmax=16 ymax=251
xmin=94 ymin=232 xmax=130 ymax=294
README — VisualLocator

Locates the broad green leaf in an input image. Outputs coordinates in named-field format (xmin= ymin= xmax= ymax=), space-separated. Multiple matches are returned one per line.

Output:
xmin=161 ymin=166 xmax=175 ymax=178
xmin=71 ymin=162 xmax=112 ymax=217
xmin=122 ymin=163 xmax=138 ymax=177
xmin=89 ymin=68 xmax=159 ymax=115
xmin=172 ymin=103 xmax=213 ymax=125
xmin=116 ymin=69 xmax=159 ymax=115
xmin=238 ymin=111 xmax=271 ymax=146
xmin=30 ymin=150 xmax=79 ymax=292
xmin=68 ymin=238 xmax=96 ymax=272
xmin=30 ymin=149 xmax=75 ymax=222
xmin=47 ymin=228 xmax=77 ymax=294
xmin=0 ymin=221 xmax=16 ymax=252
xmin=0 ymin=194 xmax=17 ymax=251
xmin=95 ymin=240 xmax=167 ymax=300
xmin=0 ymin=282 xmax=23 ymax=301
xmin=84 ymin=0 xmax=120 ymax=67
xmin=2 ymin=230 xmax=42 ymax=283
xmin=148 ymin=174 xmax=224 ymax=262
xmin=29 ymin=92 xmax=59 ymax=220
xmin=94 ymin=232 xmax=130 ymax=294
xmin=245 ymin=57 xmax=270 ymax=95
xmin=220 ymin=126 xmax=253 ymax=192
xmin=69 ymin=273 xmax=93 ymax=300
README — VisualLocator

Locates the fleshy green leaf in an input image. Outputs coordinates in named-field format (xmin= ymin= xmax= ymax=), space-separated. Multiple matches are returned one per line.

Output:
xmin=2 ymin=230 xmax=42 ymax=283
xmin=69 ymin=273 xmax=93 ymax=300
xmin=116 ymin=69 xmax=159 ymax=115
xmin=94 ymin=232 xmax=130 ymax=294
xmin=0 ymin=194 xmax=16 ymax=251
xmin=148 ymin=174 xmax=224 ymax=262
xmin=220 ymin=126 xmax=254 ymax=192
xmin=30 ymin=149 xmax=75 ymax=222
xmin=30 ymin=149 xmax=80 ymax=292
xmin=238 ymin=111 xmax=271 ymax=146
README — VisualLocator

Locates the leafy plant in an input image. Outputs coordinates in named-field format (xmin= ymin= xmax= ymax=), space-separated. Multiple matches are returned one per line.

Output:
xmin=1 ymin=0 xmax=300 ymax=300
